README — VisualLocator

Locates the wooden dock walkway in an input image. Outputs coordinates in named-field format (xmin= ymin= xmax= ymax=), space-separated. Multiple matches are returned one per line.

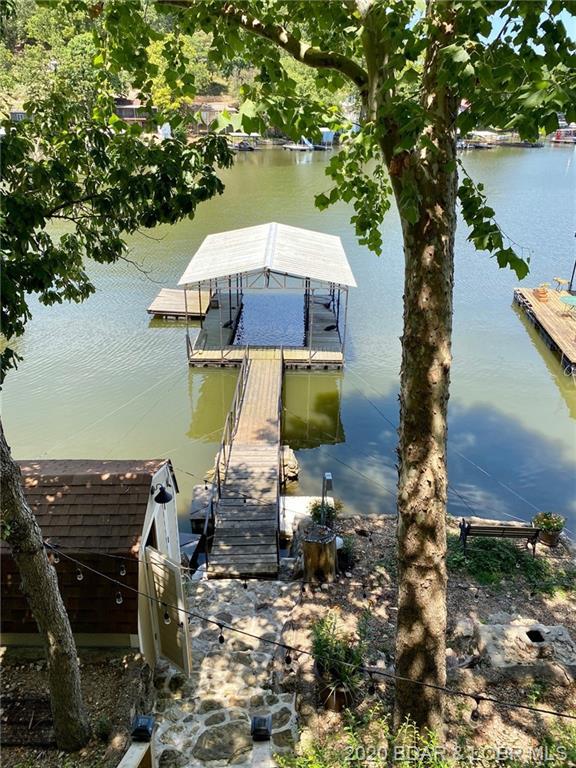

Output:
xmin=208 ymin=350 xmax=283 ymax=578
xmin=514 ymin=288 xmax=576 ymax=371
xmin=147 ymin=288 xmax=211 ymax=319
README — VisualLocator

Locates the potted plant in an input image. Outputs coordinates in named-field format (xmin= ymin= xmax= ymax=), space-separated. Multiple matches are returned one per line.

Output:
xmin=532 ymin=512 xmax=565 ymax=547
xmin=533 ymin=282 xmax=551 ymax=303
xmin=311 ymin=611 xmax=365 ymax=712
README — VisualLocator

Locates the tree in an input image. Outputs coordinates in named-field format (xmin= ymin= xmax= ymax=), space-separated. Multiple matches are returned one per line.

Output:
xmin=0 ymin=421 xmax=92 ymax=751
xmin=96 ymin=0 xmax=575 ymax=730
xmin=1 ymin=5 xmax=232 ymax=750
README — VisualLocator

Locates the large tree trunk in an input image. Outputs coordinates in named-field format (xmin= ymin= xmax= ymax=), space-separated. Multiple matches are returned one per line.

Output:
xmin=0 ymin=420 xmax=91 ymax=751
xmin=389 ymin=4 xmax=458 ymax=732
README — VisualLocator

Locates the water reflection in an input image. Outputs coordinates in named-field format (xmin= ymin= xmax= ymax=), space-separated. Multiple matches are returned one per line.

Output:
xmin=511 ymin=303 xmax=576 ymax=419
xmin=186 ymin=368 xmax=237 ymax=439
xmin=283 ymin=372 xmax=345 ymax=449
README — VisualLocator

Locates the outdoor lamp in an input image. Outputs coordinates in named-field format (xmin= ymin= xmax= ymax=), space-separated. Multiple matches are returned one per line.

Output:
xmin=251 ymin=714 xmax=272 ymax=741
xmin=131 ymin=714 xmax=155 ymax=742
xmin=153 ymin=484 xmax=173 ymax=504
xmin=320 ymin=472 xmax=333 ymax=526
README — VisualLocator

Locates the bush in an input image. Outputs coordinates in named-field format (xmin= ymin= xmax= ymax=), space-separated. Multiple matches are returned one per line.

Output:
xmin=446 ymin=535 xmax=575 ymax=595
xmin=311 ymin=611 xmax=365 ymax=695
xmin=94 ymin=715 xmax=112 ymax=742
xmin=309 ymin=497 xmax=343 ymax=528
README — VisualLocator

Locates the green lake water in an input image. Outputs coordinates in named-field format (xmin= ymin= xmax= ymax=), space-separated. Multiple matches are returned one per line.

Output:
xmin=3 ymin=146 xmax=575 ymax=531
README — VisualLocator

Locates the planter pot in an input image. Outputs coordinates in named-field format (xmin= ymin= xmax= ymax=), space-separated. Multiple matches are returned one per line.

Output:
xmin=313 ymin=662 xmax=355 ymax=713
xmin=539 ymin=530 xmax=562 ymax=548
xmin=533 ymin=288 xmax=549 ymax=303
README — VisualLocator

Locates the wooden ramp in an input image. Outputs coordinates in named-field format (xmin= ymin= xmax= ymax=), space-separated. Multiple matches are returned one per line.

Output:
xmin=208 ymin=351 xmax=283 ymax=578
xmin=514 ymin=288 xmax=576 ymax=370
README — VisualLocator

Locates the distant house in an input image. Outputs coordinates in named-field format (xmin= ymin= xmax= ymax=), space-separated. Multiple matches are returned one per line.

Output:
xmin=113 ymin=97 xmax=150 ymax=125
xmin=1 ymin=459 xmax=191 ymax=673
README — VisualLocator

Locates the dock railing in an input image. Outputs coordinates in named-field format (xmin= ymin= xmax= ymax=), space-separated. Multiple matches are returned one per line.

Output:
xmin=275 ymin=347 xmax=284 ymax=565
xmin=202 ymin=346 xmax=250 ymax=563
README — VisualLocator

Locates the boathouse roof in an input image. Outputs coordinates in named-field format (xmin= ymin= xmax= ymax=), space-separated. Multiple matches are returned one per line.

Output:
xmin=177 ymin=222 xmax=357 ymax=288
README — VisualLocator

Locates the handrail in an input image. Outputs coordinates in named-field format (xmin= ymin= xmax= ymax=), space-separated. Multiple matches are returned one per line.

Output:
xmin=275 ymin=346 xmax=284 ymax=565
xmin=202 ymin=347 xmax=251 ymax=557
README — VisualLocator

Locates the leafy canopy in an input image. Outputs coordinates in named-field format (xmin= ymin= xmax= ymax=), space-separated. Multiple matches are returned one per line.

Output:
xmin=95 ymin=0 xmax=575 ymax=273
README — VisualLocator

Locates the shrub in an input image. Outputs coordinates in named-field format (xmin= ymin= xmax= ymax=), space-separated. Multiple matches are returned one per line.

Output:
xmin=309 ymin=497 xmax=343 ymax=528
xmin=311 ymin=611 xmax=365 ymax=695
xmin=94 ymin=715 xmax=112 ymax=742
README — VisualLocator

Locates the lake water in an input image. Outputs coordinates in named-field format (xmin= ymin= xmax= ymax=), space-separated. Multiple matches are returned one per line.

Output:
xmin=3 ymin=146 xmax=575 ymax=532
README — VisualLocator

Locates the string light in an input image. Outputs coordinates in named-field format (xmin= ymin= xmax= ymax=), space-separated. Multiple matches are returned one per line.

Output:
xmin=42 ymin=544 xmax=576 ymax=723
xmin=115 ymin=591 xmax=123 ymax=605
xmin=368 ymin=674 xmax=376 ymax=695
xmin=52 ymin=551 xmax=60 ymax=564
xmin=362 ymin=583 xmax=367 ymax=600
xmin=163 ymin=605 xmax=171 ymax=625
xmin=76 ymin=567 xmax=83 ymax=581
xmin=119 ymin=562 xmax=127 ymax=577
xmin=243 ymin=579 xmax=248 ymax=590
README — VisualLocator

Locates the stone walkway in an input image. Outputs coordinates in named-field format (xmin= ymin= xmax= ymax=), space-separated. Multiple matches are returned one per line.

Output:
xmin=153 ymin=578 xmax=301 ymax=767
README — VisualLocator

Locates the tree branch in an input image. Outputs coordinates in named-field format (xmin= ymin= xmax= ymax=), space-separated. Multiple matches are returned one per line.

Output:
xmin=159 ymin=0 xmax=369 ymax=93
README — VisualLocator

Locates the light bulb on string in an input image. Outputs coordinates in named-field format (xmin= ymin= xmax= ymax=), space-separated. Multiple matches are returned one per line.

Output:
xmin=362 ymin=583 xmax=367 ymax=600
xmin=119 ymin=562 xmax=127 ymax=577
xmin=243 ymin=579 xmax=248 ymax=590
xmin=163 ymin=605 xmax=171 ymax=625
xmin=115 ymin=592 xmax=123 ymax=605
xmin=76 ymin=568 xmax=84 ymax=581
xmin=368 ymin=674 xmax=376 ymax=695
xmin=284 ymin=649 xmax=292 ymax=667
xmin=52 ymin=551 xmax=60 ymax=564
xmin=218 ymin=624 xmax=225 ymax=644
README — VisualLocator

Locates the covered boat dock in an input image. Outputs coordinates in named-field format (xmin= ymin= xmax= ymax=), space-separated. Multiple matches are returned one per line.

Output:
xmin=176 ymin=222 xmax=356 ymax=369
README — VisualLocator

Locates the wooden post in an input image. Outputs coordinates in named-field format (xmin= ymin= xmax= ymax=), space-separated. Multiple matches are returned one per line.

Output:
xmin=218 ymin=280 xmax=224 ymax=362
xmin=198 ymin=283 xmax=203 ymax=329
xmin=303 ymin=525 xmax=337 ymax=583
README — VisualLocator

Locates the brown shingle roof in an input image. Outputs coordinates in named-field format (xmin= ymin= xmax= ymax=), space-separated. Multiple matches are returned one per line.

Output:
xmin=6 ymin=459 xmax=171 ymax=555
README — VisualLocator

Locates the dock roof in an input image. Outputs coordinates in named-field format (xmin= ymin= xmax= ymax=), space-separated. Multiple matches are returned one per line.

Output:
xmin=177 ymin=222 xmax=357 ymax=288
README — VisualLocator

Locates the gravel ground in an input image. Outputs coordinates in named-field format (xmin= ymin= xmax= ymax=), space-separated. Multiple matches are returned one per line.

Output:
xmin=1 ymin=650 xmax=149 ymax=768
xmin=278 ymin=514 xmax=576 ymax=759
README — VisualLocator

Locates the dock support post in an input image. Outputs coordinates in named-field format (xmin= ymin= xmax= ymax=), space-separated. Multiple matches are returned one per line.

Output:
xmin=218 ymin=280 xmax=224 ymax=363
xmin=198 ymin=284 xmax=203 ymax=329
xmin=309 ymin=288 xmax=315 ymax=363
xmin=184 ymin=287 xmax=190 ymax=357
xmin=341 ymin=288 xmax=349 ymax=359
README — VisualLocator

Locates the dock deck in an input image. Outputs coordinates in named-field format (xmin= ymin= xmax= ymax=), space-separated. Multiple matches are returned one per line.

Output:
xmin=514 ymin=288 xmax=576 ymax=371
xmin=208 ymin=350 xmax=283 ymax=578
xmin=147 ymin=288 xmax=211 ymax=319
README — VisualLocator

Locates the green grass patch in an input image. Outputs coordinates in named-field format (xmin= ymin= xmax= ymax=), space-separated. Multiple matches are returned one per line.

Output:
xmin=446 ymin=535 xmax=576 ymax=594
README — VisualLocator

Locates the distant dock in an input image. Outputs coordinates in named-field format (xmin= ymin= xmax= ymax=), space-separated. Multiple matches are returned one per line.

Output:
xmin=513 ymin=288 xmax=576 ymax=372
xmin=147 ymin=288 xmax=211 ymax=319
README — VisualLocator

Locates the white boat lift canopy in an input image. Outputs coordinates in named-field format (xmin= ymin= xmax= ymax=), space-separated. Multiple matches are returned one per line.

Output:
xmin=177 ymin=222 xmax=356 ymax=290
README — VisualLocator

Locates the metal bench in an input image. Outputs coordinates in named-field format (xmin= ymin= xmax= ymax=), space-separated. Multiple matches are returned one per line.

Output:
xmin=459 ymin=518 xmax=541 ymax=557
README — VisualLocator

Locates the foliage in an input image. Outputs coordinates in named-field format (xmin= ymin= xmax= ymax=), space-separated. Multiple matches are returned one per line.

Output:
xmin=94 ymin=715 xmax=112 ymax=742
xmin=277 ymin=704 xmax=576 ymax=768
xmin=339 ymin=535 xmax=357 ymax=570
xmin=277 ymin=705 xmax=451 ymax=768
xmin=0 ymin=88 xmax=232 ymax=379
xmin=309 ymin=497 xmax=343 ymax=528
xmin=311 ymin=610 xmax=365 ymax=695
xmin=446 ymin=535 xmax=576 ymax=594
xmin=89 ymin=0 xmax=576 ymax=277
xmin=532 ymin=511 xmax=565 ymax=533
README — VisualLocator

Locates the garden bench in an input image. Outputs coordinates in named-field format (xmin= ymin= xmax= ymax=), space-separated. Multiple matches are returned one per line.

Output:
xmin=458 ymin=518 xmax=541 ymax=557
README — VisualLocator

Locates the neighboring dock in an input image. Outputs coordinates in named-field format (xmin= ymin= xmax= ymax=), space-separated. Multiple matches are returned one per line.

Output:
xmin=147 ymin=288 xmax=211 ymax=319
xmin=206 ymin=350 xmax=283 ymax=578
xmin=513 ymin=288 xmax=576 ymax=372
